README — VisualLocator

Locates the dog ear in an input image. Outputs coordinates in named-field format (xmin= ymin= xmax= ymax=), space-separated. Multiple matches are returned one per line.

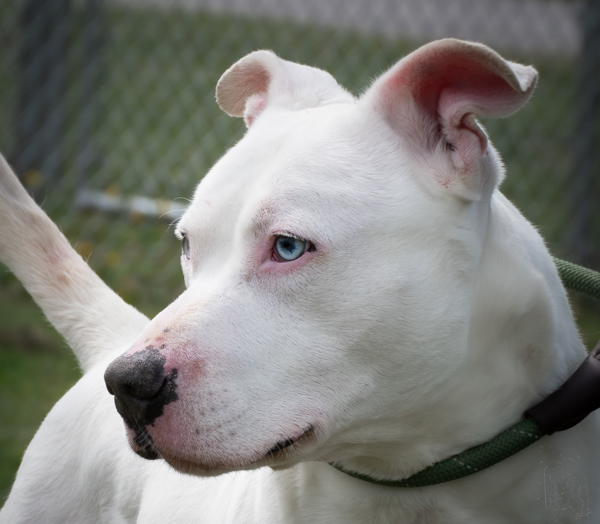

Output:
xmin=360 ymin=39 xmax=538 ymax=198
xmin=216 ymin=50 xmax=354 ymax=127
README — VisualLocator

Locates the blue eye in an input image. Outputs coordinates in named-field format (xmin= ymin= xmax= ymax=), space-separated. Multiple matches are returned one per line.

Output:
xmin=273 ymin=235 xmax=308 ymax=262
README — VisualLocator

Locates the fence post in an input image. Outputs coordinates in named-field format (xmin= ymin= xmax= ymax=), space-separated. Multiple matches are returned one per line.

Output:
xmin=570 ymin=0 xmax=600 ymax=266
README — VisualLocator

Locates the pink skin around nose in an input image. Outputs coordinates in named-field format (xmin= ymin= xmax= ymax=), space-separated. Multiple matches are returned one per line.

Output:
xmin=118 ymin=300 xmax=208 ymax=455
xmin=124 ymin=298 xmax=191 ymax=374
xmin=117 ymin=298 xmax=210 ymax=461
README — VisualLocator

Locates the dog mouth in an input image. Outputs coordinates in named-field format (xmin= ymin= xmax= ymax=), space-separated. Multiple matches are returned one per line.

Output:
xmin=264 ymin=425 xmax=314 ymax=459
xmin=124 ymin=425 xmax=162 ymax=460
xmin=126 ymin=424 xmax=316 ymax=475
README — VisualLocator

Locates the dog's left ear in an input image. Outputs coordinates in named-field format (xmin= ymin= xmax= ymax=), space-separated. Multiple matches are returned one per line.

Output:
xmin=361 ymin=39 xmax=537 ymax=198
xmin=216 ymin=50 xmax=354 ymax=127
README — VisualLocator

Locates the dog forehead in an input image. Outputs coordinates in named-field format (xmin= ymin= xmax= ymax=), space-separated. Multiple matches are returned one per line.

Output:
xmin=182 ymin=104 xmax=374 ymax=226
xmin=179 ymin=101 xmax=450 ymax=247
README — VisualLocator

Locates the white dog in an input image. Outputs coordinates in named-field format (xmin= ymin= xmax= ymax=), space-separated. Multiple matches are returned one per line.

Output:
xmin=1 ymin=39 xmax=598 ymax=523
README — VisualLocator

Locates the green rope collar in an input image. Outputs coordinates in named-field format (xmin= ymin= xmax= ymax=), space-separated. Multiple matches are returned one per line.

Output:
xmin=330 ymin=257 xmax=600 ymax=488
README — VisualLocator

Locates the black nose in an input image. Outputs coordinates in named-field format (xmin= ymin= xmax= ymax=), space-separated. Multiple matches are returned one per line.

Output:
xmin=104 ymin=346 xmax=178 ymax=429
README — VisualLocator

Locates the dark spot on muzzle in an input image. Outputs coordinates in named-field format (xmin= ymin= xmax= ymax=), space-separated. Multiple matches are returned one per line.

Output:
xmin=104 ymin=346 xmax=178 ymax=460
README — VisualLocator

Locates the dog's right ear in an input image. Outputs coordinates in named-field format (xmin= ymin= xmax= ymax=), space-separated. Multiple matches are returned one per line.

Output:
xmin=216 ymin=51 xmax=354 ymax=127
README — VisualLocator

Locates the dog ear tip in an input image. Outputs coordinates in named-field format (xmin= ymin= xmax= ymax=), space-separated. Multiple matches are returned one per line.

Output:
xmin=216 ymin=49 xmax=279 ymax=117
xmin=515 ymin=64 xmax=539 ymax=93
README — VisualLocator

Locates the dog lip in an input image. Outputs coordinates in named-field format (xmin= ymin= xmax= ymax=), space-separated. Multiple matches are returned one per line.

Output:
xmin=121 ymin=417 xmax=163 ymax=461
xmin=156 ymin=425 xmax=316 ymax=474
xmin=131 ymin=425 xmax=162 ymax=460
xmin=265 ymin=425 xmax=314 ymax=458
xmin=267 ymin=437 xmax=296 ymax=455
xmin=134 ymin=445 xmax=162 ymax=460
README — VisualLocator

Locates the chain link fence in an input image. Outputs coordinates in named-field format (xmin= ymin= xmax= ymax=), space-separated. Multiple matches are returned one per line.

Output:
xmin=0 ymin=0 xmax=598 ymax=316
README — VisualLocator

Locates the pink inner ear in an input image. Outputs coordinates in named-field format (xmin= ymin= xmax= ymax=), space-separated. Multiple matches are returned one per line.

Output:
xmin=363 ymin=39 xmax=537 ymax=196
xmin=406 ymin=49 xmax=530 ymax=175
xmin=406 ymin=53 xmax=527 ymax=123
xmin=217 ymin=54 xmax=273 ymax=117
xmin=243 ymin=93 xmax=268 ymax=127
xmin=439 ymin=91 xmax=490 ymax=156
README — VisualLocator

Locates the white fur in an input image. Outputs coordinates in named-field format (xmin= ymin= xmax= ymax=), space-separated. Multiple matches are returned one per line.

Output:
xmin=1 ymin=39 xmax=598 ymax=523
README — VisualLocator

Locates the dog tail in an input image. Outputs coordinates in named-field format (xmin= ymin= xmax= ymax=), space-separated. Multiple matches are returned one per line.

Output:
xmin=0 ymin=155 xmax=149 ymax=372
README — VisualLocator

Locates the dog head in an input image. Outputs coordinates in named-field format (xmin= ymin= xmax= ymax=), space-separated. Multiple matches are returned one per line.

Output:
xmin=105 ymin=39 xmax=543 ymax=478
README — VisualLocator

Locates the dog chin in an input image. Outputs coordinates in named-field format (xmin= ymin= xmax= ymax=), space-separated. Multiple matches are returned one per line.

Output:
xmin=124 ymin=424 xmax=318 ymax=476
xmin=158 ymin=446 xmax=308 ymax=477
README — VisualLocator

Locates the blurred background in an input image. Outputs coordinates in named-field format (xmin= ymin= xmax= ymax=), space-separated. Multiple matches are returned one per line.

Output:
xmin=0 ymin=0 xmax=599 ymax=502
